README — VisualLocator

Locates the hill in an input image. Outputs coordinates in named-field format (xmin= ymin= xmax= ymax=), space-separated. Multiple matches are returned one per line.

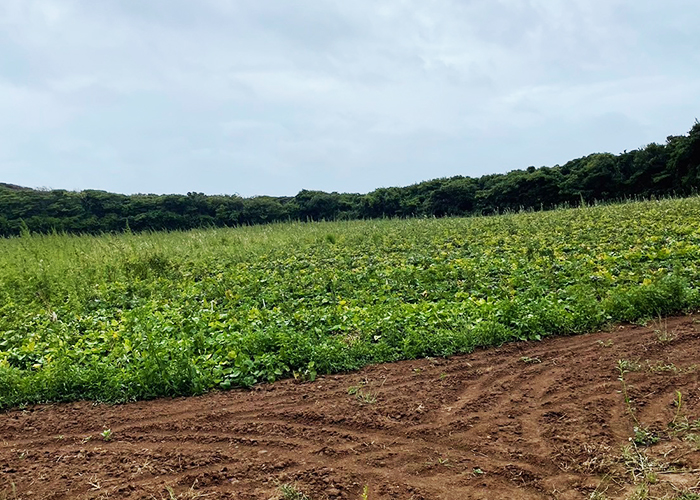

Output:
xmin=0 ymin=182 xmax=31 ymax=191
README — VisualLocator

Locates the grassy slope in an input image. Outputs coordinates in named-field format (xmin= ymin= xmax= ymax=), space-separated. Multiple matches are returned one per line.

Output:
xmin=1 ymin=198 xmax=700 ymax=408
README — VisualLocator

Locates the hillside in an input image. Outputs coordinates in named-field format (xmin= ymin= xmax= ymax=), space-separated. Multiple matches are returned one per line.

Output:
xmin=0 ymin=182 xmax=31 ymax=191
xmin=2 ymin=197 xmax=700 ymax=409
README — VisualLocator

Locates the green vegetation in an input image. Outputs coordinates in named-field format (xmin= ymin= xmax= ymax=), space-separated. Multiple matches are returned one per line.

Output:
xmin=612 ymin=385 xmax=700 ymax=499
xmin=1 ymin=121 xmax=699 ymax=236
xmin=279 ymin=484 xmax=311 ymax=500
xmin=2 ymin=197 xmax=700 ymax=408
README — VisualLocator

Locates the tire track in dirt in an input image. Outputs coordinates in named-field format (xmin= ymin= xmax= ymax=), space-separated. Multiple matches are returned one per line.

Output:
xmin=2 ymin=315 xmax=699 ymax=499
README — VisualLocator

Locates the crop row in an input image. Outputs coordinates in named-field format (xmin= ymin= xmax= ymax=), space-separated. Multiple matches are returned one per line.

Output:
xmin=1 ymin=197 xmax=700 ymax=408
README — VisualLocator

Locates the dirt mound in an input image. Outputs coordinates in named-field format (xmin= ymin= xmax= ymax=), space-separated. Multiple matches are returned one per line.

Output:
xmin=2 ymin=316 xmax=699 ymax=499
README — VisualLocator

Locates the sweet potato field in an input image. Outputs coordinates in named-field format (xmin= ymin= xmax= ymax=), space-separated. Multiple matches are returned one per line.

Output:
xmin=1 ymin=198 xmax=700 ymax=408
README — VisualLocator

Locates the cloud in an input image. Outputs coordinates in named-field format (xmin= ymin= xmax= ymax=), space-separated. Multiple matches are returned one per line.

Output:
xmin=0 ymin=0 xmax=699 ymax=196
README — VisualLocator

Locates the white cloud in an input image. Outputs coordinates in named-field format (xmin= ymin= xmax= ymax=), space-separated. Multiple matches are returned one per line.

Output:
xmin=0 ymin=0 xmax=698 ymax=196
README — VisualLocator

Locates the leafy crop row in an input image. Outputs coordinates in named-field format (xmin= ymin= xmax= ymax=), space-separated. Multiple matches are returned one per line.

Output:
xmin=1 ymin=198 xmax=700 ymax=408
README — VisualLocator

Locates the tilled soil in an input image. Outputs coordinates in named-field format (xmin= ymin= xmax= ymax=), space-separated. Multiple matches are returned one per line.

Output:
xmin=1 ymin=315 xmax=699 ymax=500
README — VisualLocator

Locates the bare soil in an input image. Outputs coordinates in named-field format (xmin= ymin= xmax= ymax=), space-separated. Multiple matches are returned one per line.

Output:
xmin=2 ymin=315 xmax=699 ymax=500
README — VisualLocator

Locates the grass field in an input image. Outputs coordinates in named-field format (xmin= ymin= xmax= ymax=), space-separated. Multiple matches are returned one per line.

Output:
xmin=1 ymin=197 xmax=700 ymax=409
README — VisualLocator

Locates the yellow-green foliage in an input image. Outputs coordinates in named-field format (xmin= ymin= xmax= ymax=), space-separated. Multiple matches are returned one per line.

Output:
xmin=1 ymin=198 xmax=700 ymax=408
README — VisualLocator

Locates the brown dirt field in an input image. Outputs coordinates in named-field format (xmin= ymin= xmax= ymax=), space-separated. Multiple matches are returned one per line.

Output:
xmin=1 ymin=316 xmax=699 ymax=500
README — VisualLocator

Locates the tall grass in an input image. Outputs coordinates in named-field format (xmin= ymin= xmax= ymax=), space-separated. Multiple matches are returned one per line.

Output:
xmin=1 ymin=197 xmax=700 ymax=408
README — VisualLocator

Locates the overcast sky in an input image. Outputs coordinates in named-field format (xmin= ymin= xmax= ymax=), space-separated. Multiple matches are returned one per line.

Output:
xmin=1 ymin=1 xmax=699 ymax=197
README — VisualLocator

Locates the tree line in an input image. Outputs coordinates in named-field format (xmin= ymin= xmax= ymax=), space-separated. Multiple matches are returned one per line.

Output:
xmin=1 ymin=121 xmax=699 ymax=236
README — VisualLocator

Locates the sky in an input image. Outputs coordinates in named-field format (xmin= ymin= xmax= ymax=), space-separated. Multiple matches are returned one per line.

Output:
xmin=0 ymin=1 xmax=699 ymax=197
